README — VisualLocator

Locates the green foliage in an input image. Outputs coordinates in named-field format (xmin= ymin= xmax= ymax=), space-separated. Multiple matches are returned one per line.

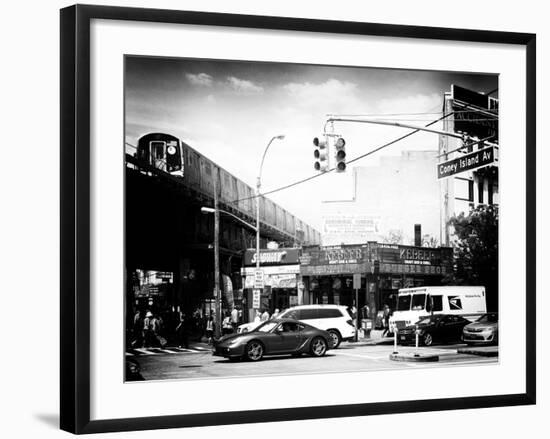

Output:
xmin=445 ymin=205 xmax=499 ymax=311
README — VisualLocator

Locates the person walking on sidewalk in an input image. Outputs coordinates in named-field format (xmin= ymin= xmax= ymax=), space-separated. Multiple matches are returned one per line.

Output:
xmin=382 ymin=304 xmax=392 ymax=337
xmin=176 ymin=311 xmax=189 ymax=349
xmin=205 ymin=315 xmax=215 ymax=345
xmin=230 ymin=306 xmax=239 ymax=331
xmin=222 ymin=312 xmax=233 ymax=336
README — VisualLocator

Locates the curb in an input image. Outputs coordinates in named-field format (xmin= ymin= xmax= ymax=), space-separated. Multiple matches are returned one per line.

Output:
xmin=389 ymin=352 xmax=439 ymax=362
xmin=457 ymin=347 xmax=499 ymax=357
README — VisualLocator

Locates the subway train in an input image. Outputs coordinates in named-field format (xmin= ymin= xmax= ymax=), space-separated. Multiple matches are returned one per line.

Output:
xmin=135 ymin=132 xmax=321 ymax=245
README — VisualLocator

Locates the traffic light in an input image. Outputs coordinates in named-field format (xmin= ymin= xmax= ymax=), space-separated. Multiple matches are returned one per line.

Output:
xmin=313 ymin=136 xmax=329 ymax=172
xmin=334 ymin=137 xmax=346 ymax=172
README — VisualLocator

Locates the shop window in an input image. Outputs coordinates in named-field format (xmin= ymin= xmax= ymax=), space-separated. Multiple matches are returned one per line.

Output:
xmin=478 ymin=177 xmax=484 ymax=204
xmin=468 ymin=180 xmax=474 ymax=202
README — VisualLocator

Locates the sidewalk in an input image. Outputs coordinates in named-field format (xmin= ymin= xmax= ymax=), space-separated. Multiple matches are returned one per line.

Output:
xmin=347 ymin=329 xmax=395 ymax=346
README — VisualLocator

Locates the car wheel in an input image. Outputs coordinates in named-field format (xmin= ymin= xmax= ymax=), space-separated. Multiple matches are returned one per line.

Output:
xmin=328 ymin=330 xmax=341 ymax=348
xmin=422 ymin=333 xmax=433 ymax=346
xmin=245 ymin=341 xmax=264 ymax=361
xmin=310 ymin=337 xmax=328 ymax=357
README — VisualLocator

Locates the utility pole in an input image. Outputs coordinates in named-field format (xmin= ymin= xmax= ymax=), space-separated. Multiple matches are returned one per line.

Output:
xmin=213 ymin=168 xmax=221 ymax=339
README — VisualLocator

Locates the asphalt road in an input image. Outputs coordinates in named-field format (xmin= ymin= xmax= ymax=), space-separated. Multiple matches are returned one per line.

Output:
xmin=127 ymin=342 xmax=498 ymax=382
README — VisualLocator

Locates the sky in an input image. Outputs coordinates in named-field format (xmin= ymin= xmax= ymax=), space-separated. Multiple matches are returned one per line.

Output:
xmin=125 ymin=56 xmax=497 ymax=232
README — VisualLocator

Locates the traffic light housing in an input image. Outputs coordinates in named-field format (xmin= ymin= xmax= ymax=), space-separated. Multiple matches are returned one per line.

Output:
xmin=334 ymin=137 xmax=346 ymax=172
xmin=313 ymin=136 xmax=329 ymax=171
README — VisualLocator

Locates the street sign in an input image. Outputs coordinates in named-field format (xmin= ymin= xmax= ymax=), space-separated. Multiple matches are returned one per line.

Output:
xmin=353 ymin=273 xmax=361 ymax=290
xmin=253 ymin=269 xmax=264 ymax=289
xmin=252 ymin=289 xmax=261 ymax=309
xmin=437 ymin=146 xmax=495 ymax=179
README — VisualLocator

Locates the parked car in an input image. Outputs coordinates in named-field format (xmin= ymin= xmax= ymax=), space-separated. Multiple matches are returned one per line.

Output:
xmin=125 ymin=358 xmax=144 ymax=381
xmin=397 ymin=314 xmax=471 ymax=346
xmin=213 ymin=318 xmax=333 ymax=361
xmin=462 ymin=312 xmax=498 ymax=345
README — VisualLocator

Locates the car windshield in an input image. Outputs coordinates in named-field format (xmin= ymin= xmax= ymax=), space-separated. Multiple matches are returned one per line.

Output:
xmin=396 ymin=295 xmax=411 ymax=311
xmin=416 ymin=316 xmax=439 ymax=325
xmin=477 ymin=313 xmax=498 ymax=323
xmin=411 ymin=294 xmax=426 ymax=310
xmin=256 ymin=322 xmax=278 ymax=333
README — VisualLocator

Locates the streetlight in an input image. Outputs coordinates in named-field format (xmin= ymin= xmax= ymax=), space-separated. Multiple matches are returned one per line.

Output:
xmin=256 ymin=135 xmax=285 ymax=303
xmin=201 ymin=205 xmax=257 ymax=338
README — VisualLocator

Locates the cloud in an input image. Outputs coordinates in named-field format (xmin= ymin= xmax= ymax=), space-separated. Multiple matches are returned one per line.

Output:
xmin=280 ymin=79 xmax=365 ymax=114
xmin=226 ymin=76 xmax=264 ymax=94
xmin=283 ymin=79 xmax=358 ymax=100
xmin=185 ymin=73 xmax=213 ymax=87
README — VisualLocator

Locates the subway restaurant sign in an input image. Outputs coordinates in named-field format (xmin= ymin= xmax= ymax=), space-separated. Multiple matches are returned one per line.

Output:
xmin=437 ymin=146 xmax=495 ymax=179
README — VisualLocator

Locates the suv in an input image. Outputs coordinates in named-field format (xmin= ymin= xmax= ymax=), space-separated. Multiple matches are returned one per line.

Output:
xmin=277 ymin=305 xmax=356 ymax=348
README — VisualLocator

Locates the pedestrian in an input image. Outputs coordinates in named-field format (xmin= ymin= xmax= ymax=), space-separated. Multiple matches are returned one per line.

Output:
xmin=222 ymin=312 xmax=233 ymax=336
xmin=143 ymin=311 xmax=154 ymax=347
xmin=205 ymin=315 xmax=215 ymax=345
xmin=382 ymin=304 xmax=391 ymax=337
xmin=150 ymin=313 xmax=166 ymax=347
xmin=230 ymin=306 xmax=239 ymax=331
xmin=260 ymin=308 xmax=270 ymax=322
xmin=175 ymin=311 xmax=189 ymax=349
xmin=131 ymin=310 xmax=143 ymax=347
xmin=254 ymin=310 xmax=261 ymax=323
xmin=272 ymin=308 xmax=280 ymax=319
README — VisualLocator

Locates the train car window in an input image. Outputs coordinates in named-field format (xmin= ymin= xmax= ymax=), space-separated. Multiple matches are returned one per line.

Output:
xmin=150 ymin=141 xmax=165 ymax=159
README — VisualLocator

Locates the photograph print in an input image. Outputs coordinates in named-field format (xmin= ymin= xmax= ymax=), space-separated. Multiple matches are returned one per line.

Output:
xmin=124 ymin=56 xmax=499 ymax=382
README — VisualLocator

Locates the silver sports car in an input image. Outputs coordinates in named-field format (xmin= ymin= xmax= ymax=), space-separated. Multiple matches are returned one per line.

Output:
xmin=213 ymin=318 xmax=334 ymax=361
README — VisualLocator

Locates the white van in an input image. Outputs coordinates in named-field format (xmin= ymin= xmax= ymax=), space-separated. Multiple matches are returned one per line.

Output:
xmin=389 ymin=286 xmax=487 ymax=330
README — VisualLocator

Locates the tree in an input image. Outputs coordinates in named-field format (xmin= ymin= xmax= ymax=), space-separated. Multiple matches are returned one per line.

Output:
xmin=444 ymin=205 xmax=499 ymax=311
xmin=421 ymin=234 xmax=439 ymax=248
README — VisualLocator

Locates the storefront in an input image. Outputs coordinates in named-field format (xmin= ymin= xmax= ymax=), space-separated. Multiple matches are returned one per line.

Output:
xmin=300 ymin=243 xmax=453 ymax=323
xmin=241 ymin=248 xmax=302 ymax=322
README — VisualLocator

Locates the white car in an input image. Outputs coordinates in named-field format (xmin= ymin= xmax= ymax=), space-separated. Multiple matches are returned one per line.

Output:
xmin=238 ymin=305 xmax=355 ymax=347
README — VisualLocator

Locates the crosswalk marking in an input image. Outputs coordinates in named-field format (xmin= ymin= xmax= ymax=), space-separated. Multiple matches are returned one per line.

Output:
xmin=126 ymin=346 xmax=212 ymax=356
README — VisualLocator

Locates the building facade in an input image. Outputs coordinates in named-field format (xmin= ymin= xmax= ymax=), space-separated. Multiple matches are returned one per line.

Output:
xmin=439 ymin=84 xmax=499 ymax=245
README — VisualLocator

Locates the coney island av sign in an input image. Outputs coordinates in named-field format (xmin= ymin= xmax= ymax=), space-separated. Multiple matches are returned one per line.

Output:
xmin=437 ymin=145 xmax=496 ymax=179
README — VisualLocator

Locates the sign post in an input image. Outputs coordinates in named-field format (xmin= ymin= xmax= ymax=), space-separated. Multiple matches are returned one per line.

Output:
xmin=252 ymin=289 xmax=261 ymax=310
xmin=353 ymin=273 xmax=361 ymax=341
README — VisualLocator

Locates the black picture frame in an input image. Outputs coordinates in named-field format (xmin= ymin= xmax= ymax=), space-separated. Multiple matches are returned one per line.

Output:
xmin=60 ymin=4 xmax=536 ymax=434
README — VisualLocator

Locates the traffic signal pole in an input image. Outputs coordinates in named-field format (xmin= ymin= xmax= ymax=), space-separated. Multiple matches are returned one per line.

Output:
xmin=324 ymin=116 xmax=468 ymax=141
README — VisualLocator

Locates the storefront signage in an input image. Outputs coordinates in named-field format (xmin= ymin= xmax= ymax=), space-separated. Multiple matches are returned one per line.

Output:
xmin=300 ymin=244 xmax=370 ymax=266
xmin=244 ymin=248 xmax=300 ymax=266
xmin=252 ymin=289 xmax=261 ymax=309
xmin=253 ymin=270 xmax=264 ymax=289
xmin=241 ymin=265 xmax=300 ymax=275
xmin=437 ymin=146 xmax=495 ymax=179
xmin=300 ymin=244 xmax=452 ymax=277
